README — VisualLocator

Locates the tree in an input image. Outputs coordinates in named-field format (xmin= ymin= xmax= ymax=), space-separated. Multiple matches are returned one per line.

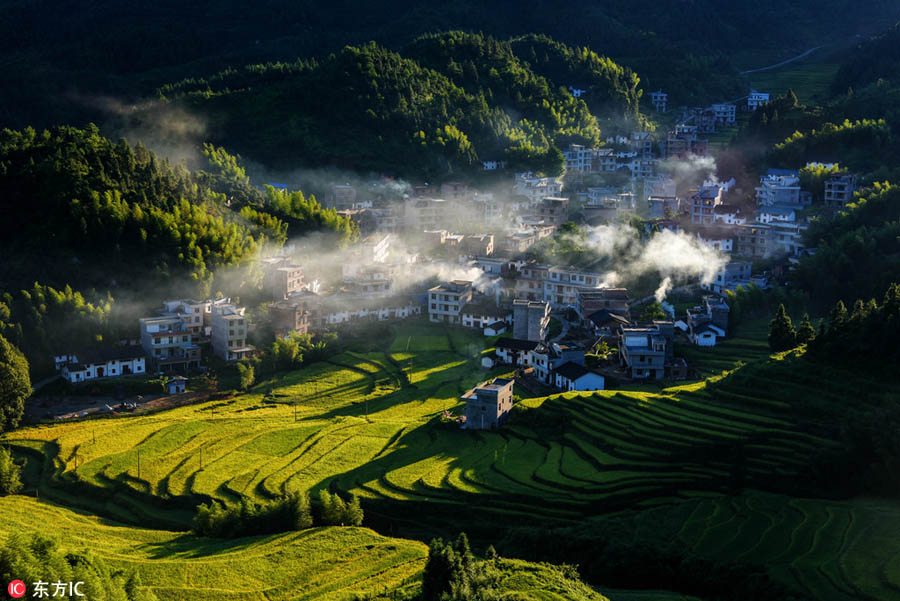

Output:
xmin=795 ymin=313 xmax=816 ymax=345
xmin=0 ymin=446 xmax=22 ymax=495
xmin=237 ymin=362 xmax=255 ymax=391
xmin=0 ymin=334 xmax=31 ymax=432
xmin=344 ymin=495 xmax=364 ymax=526
xmin=768 ymin=304 xmax=798 ymax=352
xmin=290 ymin=492 xmax=314 ymax=529
xmin=640 ymin=302 xmax=666 ymax=322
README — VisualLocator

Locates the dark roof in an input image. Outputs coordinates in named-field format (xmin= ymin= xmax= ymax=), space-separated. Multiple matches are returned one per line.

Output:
xmin=75 ymin=345 xmax=146 ymax=365
xmin=555 ymin=361 xmax=592 ymax=380
xmin=588 ymin=310 xmax=631 ymax=328
xmin=693 ymin=323 xmax=723 ymax=335
xmin=462 ymin=301 xmax=509 ymax=319
xmin=713 ymin=204 xmax=740 ymax=214
xmin=580 ymin=288 xmax=629 ymax=300
xmin=495 ymin=338 xmax=540 ymax=351
xmin=485 ymin=321 xmax=507 ymax=329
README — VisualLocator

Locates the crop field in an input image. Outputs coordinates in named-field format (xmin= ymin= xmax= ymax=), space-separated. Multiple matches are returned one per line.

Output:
xmin=6 ymin=322 xmax=900 ymax=600
xmin=675 ymin=319 xmax=771 ymax=377
xmin=0 ymin=495 xmax=427 ymax=601
xmin=671 ymin=492 xmax=900 ymax=601
xmin=3 ymin=323 xmax=852 ymax=530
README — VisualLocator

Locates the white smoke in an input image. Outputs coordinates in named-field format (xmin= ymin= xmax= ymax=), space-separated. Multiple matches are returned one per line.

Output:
xmin=654 ymin=277 xmax=673 ymax=303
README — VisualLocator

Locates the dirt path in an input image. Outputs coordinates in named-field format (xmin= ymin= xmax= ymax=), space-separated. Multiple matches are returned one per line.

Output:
xmin=740 ymin=45 xmax=826 ymax=74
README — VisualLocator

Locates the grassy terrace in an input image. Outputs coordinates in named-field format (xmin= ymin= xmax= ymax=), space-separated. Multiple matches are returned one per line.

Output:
xmin=5 ymin=321 xmax=900 ymax=599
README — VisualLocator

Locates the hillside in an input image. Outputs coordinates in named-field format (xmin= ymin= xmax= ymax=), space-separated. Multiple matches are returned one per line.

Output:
xmin=7 ymin=321 xmax=900 ymax=599
xmin=1 ymin=0 xmax=898 ymax=133
xmin=153 ymin=35 xmax=628 ymax=177
xmin=0 ymin=126 xmax=355 ymax=294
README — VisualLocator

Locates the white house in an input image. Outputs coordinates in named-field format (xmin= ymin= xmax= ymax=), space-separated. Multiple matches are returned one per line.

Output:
xmin=747 ymin=90 xmax=770 ymax=110
xmin=758 ymin=205 xmax=797 ymax=224
xmin=494 ymin=339 xmax=540 ymax=366
xmin=484 ymin=321 xmax=507 ymax=336
xmin=58 ymin=346 xmax=147 ymax=383
xmin=689 ymin=323 xmax=725 ymax=347
xmin=554 ymin=362 xmax=605 ymax=392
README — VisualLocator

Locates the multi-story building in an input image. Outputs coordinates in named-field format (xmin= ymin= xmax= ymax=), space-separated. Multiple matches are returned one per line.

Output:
xmin=139 ymin=315 xmax=201 ymax=372
xmin=504 ymin=231 xmax=537 ymax=254
xmin=461 ymin=378 xmax=514 ymax=430
xmin=747 ymin=90 xmax=770 ymax=110
xmin=711 ymin=103 xmax=737 ymax=124
xmin=405 ymin=198 xmax=452 ymax=232
xmin=262 ymin=257 xmax=305 ymax=300
xmin=428 ymin=280 xmax=473 ymax=324
xmin=734 ymin=223 xmax=773 ymax=258
xmin=648 ymin=196 xmax=680 ymax=219
xmin=440 ymin=182 xmax=469 ymax=201
xmin=460 ymin=234 xmax=494 ymax=257
xmin=160 ymin=299 xmax=210 ymax=337
xmin=575 ymin=288 xmax=630 ymax=321
xmin=695 ymin=228 xmax=734 ymax=253
xmin=758 ymin=205 xmax=797 ymax=224
xmin=329 ymin=184 xmax=357 ymax=210
xmin=516 ymin=265 xmax=608 ymax=308
xmin=666 ymin=124 xmax=708 ymax=159
xmin=514 ymin=172 xmax=563 ymax=204
xmin=512 ymin=300 xmax=551 ymax=341
xmin=702 ymin=260 xmax=752 ymax=294
xmin=619 ymin=325 xmax=668 ymax=379
xmin=755 ymin=169 xmax=801 ymax=207
xmin=537 ymin=197 xmax=569 ymax=226
xmin=461 ymin=300 xmax=510 ymax=330
xmin=824 ymin=174 xmax=858 ymax=206
xmin=211 ymin=304 xmax=253 ymax=362
xmin=691 ymin=185 xmax=724 ymax=224
xmin=771 ymin=220 xmax=808 ymax=258
xmin=269 ymin=298 xmax=311 ymax=335
xmin=713 ymin=205 xmax=746 ymax=225
xmin=650 ymin=90 xmax=668 ymax=112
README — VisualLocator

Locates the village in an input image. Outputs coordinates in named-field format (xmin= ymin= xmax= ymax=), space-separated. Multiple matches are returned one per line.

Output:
xmin=45 ymin=86 xmax=856 ymax=430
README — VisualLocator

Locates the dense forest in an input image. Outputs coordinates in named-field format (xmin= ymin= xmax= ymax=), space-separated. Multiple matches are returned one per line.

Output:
xmin=151 ymin=34 xmax=639 ymax=177
xmin=1 ymin=0 xmax=897 ymax=133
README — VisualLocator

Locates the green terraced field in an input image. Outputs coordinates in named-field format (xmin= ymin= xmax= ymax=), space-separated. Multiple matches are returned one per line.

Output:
xmin=674 ymin=492 xmax=900 ymax=601
xmin=7 ymin=322 xmax=900 ymax=600
xmin=3 ymin=323 xmax=853 ymax=533
xmin=0 ymin=495 xmax=427 ymax=601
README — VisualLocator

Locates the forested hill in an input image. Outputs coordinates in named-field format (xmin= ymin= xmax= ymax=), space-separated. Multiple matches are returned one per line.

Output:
xmin=152 ymin=35 xmax=635 ymax=177
xmin=0 ymin=126 xmax=356 ymax=296
xmin=1 ymin=0 xmax=897 ymax=133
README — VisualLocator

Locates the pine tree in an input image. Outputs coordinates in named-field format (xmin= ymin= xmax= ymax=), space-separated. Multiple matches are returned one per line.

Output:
xmin=344 ymin=495 xmax=364 ymax=526
xmin=768 ymin=304 xmax=798 ymax=352
xmin=0 ymin=446 xmax=23 ymax=494
xmin=795 ymin=313 xmax=816 ymax=345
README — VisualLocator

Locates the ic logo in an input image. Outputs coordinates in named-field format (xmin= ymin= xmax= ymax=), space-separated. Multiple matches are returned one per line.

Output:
xmin=8 ymin=580 xmax=26 ymax=598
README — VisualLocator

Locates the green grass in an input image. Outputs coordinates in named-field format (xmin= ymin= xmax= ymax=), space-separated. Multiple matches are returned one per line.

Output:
xmin=7 ymin=322 xmax=900 ymax=600
xmin=0 ymin=495 xmax=427 ymax=601
xmin=742 ymin=51 xmax=841 ymax=105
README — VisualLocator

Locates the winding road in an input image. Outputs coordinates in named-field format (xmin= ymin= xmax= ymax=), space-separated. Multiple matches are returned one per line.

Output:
xmin=740 ymin=45 xmax=826 ymax=74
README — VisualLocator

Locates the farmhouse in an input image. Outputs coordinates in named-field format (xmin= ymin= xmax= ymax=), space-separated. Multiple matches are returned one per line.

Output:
xmin=166 ymin=375 xmax=187 ymax=395
xmin=461 ymin=301 xmax=510 ymax=331
xmin=576 ymin=288 xmax=630 ymax=322
xmin=530 ymin=342 xmax=587 ymax=385
xmin=211 ymin=303 xmax=254 ymax=362
xmin=554 ymin=362 xmax=605 ymax=392
xmin=428 ymin=280 xmax=474 ymax=324
xmin=619 ymin=326 xmax=668 ymax=379
xmin=494 ymin=338 xmax=540 ymax=366
xmin=139 ymin=315 xmax=202 ymax=372
xmin=58 ymin=346 xmax=147 ymax=383
xmin=512 ymin=299 xmax=551 ymax=341
xmin=461 ymin=377 xmax=515 ymax=430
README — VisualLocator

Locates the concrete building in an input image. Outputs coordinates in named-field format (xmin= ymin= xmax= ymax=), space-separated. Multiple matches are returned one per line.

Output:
xmin=747 ymin=90 xmax=770 ymax=110
xmin=461 ymin=301 xmax=510 ymax=331
xmin=159 ymin=299 xmax=211 ymax=338
xmin=428 ymin=280 xmax=473 ymax=324
xmin=515 ymin=265 xmax=608 ymax=308
xmin=460 ymin=234 xmax=494 ymax=257
xmin=462 ymin=377 xmax=514 ymax=430
xmin=139 ymin=315 xmax=201 ymax=372
xmin=494 ymin=338 xmax=540 ymax=366
xmin=755 ymin=169 xmax=801 ymax=207
xmin=824 ymin=174 xmax=858 ymax=206
xmin=666 ymin=124 xmax=708 ymax=159
xmin=648 ymin=196 xmax=680 ymax=219
xmin=691 ymin=184 xmax=725 ymax=225
xmin=58 ymin=346 xmax=147 ymax=383
xmin=514 ymin=172 xmax=563 ymax=204
xmin=211 ymin=303 xmax=253 ymax=361
xmin=702 ymin=260 xmax=752 ymax=294
xmin=650 ymin=90 xmax=668 ymax=113
xmin=405 ymin=197 xmax=453 ymax=231
xmin=269 ymin=298 xmax=311 ymax=335
xmin=554 ymin=362 xmax=605 ymax=391
xmin=695 ymin=228 xmax=734 ymax=253
xmin=619 ymin=325 xmax=668 ymax=379
xmin=329 ymin=184 xmax=357 ymax=210
xmin=734 ymin=223 xmax=773 ymax=258
xmin=711 ymin=103 xmax=737 ymax=124
xmin=537 ymin=197 xmax=569 ymax=226
xmin=512 ymin=299 xmax=551 ymax=341
xmin=575 ymin=288 xmax=630 ymax=321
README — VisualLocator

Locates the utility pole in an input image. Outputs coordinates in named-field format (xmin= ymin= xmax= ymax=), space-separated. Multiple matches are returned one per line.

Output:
xmin=294 ymin=403 xmax=297 ymax=422
xmin=199 ymin=446 xmax=203 ymax=470
xmin=92 ymin=429 xmax=95 ymax=444
xmin=365 ymin=394 xmax=369 ymax=421
xmin=137 ymin=450 xmax=141 ymax=479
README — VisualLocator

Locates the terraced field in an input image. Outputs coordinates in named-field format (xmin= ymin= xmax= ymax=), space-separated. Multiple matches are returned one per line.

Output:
xmin=675 ymin=319 xmax=771 ymax=377
xmin=0 ymin=495 xmax=427 ymax=601
xmin=4 ymin=322 xmax=855 ymax=533
xmin=7 ymin=321 xmax=900 ymax=600
xmin=674 ymin=492 xmax=900 ymax=601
